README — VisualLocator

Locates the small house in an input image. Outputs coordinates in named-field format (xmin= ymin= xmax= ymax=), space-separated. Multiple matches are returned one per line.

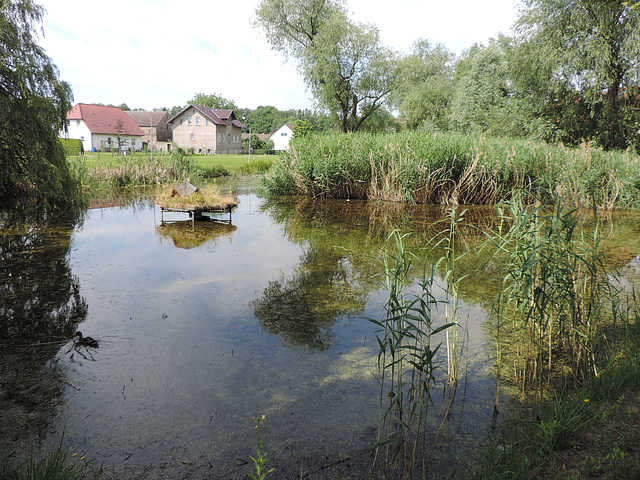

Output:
xmin=269 ymin=123 xmax=295 ymax=151
xmin=65 ymin=103 xmax=144 ymax=152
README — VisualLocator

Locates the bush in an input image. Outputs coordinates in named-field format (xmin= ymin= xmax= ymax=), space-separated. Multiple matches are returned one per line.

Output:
xmin=59 ymin=138 xmax=83 ymax=156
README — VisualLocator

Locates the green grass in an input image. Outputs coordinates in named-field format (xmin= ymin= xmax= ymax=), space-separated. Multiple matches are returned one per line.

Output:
xmin=191 ymin=154 xmax=275 ymax=177
xmin=70 ymin=153 xmax=276 ymax=179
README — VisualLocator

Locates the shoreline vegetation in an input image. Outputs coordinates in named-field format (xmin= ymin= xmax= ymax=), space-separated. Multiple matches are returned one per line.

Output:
xmin=263 ymin=131 xmax=640 ymax=209
xmin=3 ymin=133 xmax=638 ymax=479
xmin=68 ymin=150 xmax=274 ymax=189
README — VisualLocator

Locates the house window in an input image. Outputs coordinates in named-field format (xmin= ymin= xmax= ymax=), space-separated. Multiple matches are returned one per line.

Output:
xmin=196 ymin=116 xmax=201 ymax=126
xmin=198 ymin=148 xmax=202 ymax=153
xmin=228 ymin=134 xmax=231 ymax=143
xmin=281 ymin=132 xmax=287 ymax=136
xmin=218 ymin=133 xmax=221 ymax=142
xmin=132 ymin=139 xmax=136 ymax=146
xmin=188 ymin=116 xmax=192 ymax=126
xmin=191 ymin=133 xmax=195 ymax=141
xmin=180 ymin=119 xmax=183 ymax=125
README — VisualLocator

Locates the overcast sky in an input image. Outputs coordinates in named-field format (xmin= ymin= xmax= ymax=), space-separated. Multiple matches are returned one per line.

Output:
xmin=39 ymin=0 xmax=522 ymax=111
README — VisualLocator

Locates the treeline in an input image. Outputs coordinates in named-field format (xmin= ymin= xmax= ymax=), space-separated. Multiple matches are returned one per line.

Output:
xmin=263 ymin=131 xmax=640 ymax=208
xmin=390 ymin=34 xmax=640 ymax=152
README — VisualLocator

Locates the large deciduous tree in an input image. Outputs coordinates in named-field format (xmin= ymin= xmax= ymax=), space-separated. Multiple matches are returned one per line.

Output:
xmin=516 ymin=0 xmax=640 ymax=150
xmin=254 ymin=0 xmax=398 ymax=133
xmin=0 ymin=0 xmax=80 ymax=208
xmin=449 ymin=38 xmax=541 ymax=137
xmin=389 ymin=39 xmax=454 ymax=131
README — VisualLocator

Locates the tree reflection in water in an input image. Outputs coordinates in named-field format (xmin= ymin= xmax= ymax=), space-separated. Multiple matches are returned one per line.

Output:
xmin=0 ymin=207 xmax=87 ymax=450
xmin=251 ymin=248 xmax=369 ymax=349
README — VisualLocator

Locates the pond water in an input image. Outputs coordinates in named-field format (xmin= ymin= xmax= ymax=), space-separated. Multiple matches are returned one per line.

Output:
xmin=2 ymin=179 xmax=640 ymax=479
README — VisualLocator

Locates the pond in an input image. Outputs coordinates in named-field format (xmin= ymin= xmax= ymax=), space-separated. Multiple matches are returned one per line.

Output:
xmin=2 ymin=179 xmax=640 ymax=479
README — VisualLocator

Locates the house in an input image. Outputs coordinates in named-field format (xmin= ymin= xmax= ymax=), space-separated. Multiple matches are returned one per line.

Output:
xmin=269 ymin=123 xmax=295 ymax=151
xmin=64 ymin=103 xmax=144 ymax=152
xmin=125 ymin=111 xmax=172 ymax=150
xmin=169 ymin=105 xmax=245 ymax=155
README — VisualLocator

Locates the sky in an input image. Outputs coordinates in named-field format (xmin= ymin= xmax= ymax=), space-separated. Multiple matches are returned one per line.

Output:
xmin=39 ymin=0 xmax=522 ymax=112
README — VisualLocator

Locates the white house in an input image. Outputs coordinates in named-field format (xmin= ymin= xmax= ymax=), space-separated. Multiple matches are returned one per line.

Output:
xmin=269 ymin=123 xmax=295 ymax=151
xmin=64 ymin=103 xmax=144 ymax=152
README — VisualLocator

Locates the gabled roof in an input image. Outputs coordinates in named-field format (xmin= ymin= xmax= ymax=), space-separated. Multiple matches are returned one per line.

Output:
xmin=125 ymin=110 xmax=169 ymax=128
xmin=67 ymin=104 xmax=144 ymax=136
xmin=270 ymin=123 xmax=295 ymax=136
xmin=168 ymin=104 xmax=246 ymax=128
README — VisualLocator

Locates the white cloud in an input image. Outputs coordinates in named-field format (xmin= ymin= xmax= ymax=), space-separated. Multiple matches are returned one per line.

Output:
xmin=40 ymin=0 xmax=519 ymax=111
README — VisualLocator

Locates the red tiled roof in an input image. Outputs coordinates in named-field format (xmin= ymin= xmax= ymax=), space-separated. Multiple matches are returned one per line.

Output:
xmin=67 ymin=103 xmax=144 ymax=136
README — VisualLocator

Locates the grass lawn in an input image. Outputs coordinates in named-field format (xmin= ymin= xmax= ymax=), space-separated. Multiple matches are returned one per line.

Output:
xmin=191 ymin=154 xmax=272 ymax=169
xmin=70 ymin=152 xmax=277 ymax=177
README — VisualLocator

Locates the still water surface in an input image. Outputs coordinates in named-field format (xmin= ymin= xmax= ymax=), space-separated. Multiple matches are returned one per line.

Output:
xmin=3 ymin=181 xmax=639 ymax=478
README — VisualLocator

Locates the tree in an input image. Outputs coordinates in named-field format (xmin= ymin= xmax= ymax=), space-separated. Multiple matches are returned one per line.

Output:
xmin=0 ymin=0 xmax=80 ymax=208
xmin=516 ymin=0 xmax=640 ymax=149
xmin=243 ymin=105 xmax=282 ymax=133
xmin=449 ymin=37 xmax=542 ymax=138
xmin=292 ymin=119 xmax=315 ymax=137
xmin=189 ymin=92 xmax=237 ymax=111
xmin=389 ymin=39 xmax=454 ymax=131
xmin=254 ymin=0 xmax=398 ymax=133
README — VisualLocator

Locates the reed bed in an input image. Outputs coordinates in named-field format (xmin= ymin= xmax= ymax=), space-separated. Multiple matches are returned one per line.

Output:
xmin=263 ymin=132 xmax=640 ymax=208
xmin=79 ymin=150 xmax=200 ymax=187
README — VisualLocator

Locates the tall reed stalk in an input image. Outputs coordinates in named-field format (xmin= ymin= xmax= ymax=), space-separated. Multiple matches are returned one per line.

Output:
xmin=486 ymin=196 xmax=616 ymax=406
xmin=369 ymin=231 xmax=455 ymax=479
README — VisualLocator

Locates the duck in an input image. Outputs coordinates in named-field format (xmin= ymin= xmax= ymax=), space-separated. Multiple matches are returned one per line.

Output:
xmin=74 ymin=331 xmax=99 ymax=348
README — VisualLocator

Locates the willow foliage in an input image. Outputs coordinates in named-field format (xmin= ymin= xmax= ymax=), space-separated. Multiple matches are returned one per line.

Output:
xmin=0 ymin=0 xmax=82 ymax=209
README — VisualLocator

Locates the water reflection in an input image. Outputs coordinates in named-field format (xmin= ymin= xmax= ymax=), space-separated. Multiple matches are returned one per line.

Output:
xmin=3 ymin=185 xmax=640 ymax=478
xmin=251 ymin=248 xmax=369 ymax=349
xmin=156 ymin=218 xmax=237 ymax=249
xmin=0 ymin=207 xmax=87 ymax=451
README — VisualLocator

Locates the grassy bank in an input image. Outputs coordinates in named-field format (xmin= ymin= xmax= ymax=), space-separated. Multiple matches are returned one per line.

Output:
xmin=263 ymin=132 xmax=640 ymax=208
xmin=69 ymin=151 xmax=274 ymax=188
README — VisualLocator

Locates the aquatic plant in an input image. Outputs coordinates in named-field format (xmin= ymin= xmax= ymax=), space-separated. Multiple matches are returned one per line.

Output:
xmin=81 ymin=149 xmax=201 ymax=187
xmin=262 ymin=131 xmax=640 ymax=208
xmin=248 ymin=415 xmax=274 ymax=480
xmin=369 ymin=231 xmax=455 ymax=478
xmin=486 ymin=196 xmax=617 ymax=405
xmin=0 ymin=444 xmax=89 ymax=480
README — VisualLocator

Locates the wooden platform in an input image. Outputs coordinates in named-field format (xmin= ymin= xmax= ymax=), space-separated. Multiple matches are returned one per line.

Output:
xmin=158 ymin=205 xmax=234 ymax=224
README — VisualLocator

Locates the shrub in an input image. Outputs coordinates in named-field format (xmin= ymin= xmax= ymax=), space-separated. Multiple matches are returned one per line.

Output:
xmin=59 ymin=138 xmax=83 ymax=156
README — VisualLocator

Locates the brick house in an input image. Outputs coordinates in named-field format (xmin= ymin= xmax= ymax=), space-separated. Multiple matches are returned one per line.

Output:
xmin=125 ymin=111 xmax=172 ymax=150
xmin=169 ymin=105 xmax=245 ymax=154
xmin=64 ymin=103 xmax=144 ymax=152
